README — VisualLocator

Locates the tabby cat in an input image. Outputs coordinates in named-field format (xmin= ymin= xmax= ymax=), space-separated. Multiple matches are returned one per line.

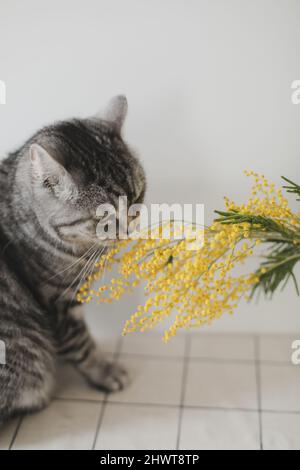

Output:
xmin=0 ymin=96 xmax=146 ymax=424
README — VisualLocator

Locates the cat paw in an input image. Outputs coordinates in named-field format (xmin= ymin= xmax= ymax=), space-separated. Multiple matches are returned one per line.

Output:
xmin=84 ymin=359 xmax=130 ymax=393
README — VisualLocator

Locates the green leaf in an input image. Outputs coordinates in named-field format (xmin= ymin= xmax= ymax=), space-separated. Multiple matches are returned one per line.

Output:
xmin=282 ymin=176 xmax=300 ymax=201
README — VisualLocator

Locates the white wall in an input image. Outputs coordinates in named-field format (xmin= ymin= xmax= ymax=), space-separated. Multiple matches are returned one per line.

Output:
xmin=0 ymin=0 xmax=299 ymax=334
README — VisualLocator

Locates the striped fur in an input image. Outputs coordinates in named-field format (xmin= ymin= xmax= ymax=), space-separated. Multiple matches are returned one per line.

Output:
xmin=0 ymin=96 xmax=146 ymax=424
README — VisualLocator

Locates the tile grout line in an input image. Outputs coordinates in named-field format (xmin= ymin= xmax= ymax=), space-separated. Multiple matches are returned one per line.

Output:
xmin=176 ymin=334 xmax=190 ymax=450
xmin=103 ymin=350 xmax=296 ymax=367
xmin=91 ymin=336 xmax=123 ymax=450
xmin=47 ymin=395 xmax=300 ymax=415
xmin=254 ymin=336 xmax=263 ymax=451
xmin=8 ymin=416 xmax=23 ymax=450
xmin=120 ymin=352 xmax=254 ymax=364
xmin=91 ymin=396 xmax=107 ymax=450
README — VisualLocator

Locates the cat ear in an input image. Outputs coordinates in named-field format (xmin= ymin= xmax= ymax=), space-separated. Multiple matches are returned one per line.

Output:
xmin=29 ymin=144 xmax=76 ymax=200
xmin=96 ymin=95 xmax=128 ymax=132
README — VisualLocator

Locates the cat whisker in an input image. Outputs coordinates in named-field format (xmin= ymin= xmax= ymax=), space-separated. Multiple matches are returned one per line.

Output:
xmin=58 ymin=247 xmax=99 ymax=300
xmin=70 ymin=246 xmax=105 ymax=303
xmin=101 ymin=240 xmax=116 ymax=281
xmin=44 ymin=242 xmax=98 ymax=284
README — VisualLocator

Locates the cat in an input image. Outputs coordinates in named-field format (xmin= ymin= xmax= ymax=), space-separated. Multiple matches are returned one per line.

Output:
xmin=0 ymin=96 xmax=146 ymax=424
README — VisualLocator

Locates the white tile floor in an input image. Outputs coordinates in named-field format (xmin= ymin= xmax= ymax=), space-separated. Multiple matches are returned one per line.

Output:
xmin=1 ymin=329 xmax=300 ymax=450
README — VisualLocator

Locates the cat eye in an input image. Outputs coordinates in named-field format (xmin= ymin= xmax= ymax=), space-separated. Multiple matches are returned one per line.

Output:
xmin=43 ymin=176 xmax=59 ymax=190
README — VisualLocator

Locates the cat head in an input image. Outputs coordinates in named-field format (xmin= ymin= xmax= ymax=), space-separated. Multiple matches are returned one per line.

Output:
xmin=18 ymin=96 xmax=146 ymax=250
